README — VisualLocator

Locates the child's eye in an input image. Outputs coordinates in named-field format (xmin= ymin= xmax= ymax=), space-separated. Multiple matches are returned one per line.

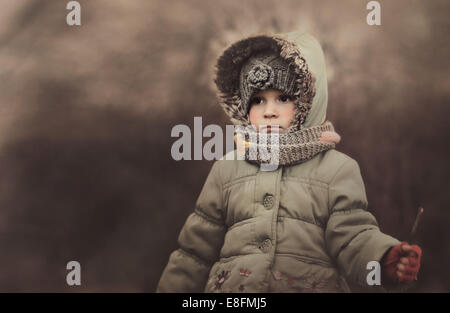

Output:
xmin=250 ymin=96 xmax=263 ymax=105
xmin=279 ymin=94 xmax=293 ymax=102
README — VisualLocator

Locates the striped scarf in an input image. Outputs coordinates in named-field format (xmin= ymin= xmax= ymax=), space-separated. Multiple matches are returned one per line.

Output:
xmin=234 ymin=121 xmax=341 ymax=167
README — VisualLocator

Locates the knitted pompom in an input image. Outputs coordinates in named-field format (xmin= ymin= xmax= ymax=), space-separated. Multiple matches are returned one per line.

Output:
xmin=319 ymin=131 xmax=341 ymax=144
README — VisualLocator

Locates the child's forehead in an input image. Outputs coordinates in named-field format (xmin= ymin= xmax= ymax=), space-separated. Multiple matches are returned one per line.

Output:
xmin=252 ymin=88 xmax=284 ymax=97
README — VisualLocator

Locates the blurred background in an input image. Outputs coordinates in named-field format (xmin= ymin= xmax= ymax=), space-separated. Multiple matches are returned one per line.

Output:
xmin=0 ymin=0 xmax=448 ymax=292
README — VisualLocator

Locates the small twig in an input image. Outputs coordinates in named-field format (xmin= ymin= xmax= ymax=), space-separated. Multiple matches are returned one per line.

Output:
xmin=409 ymin=207 xmax=424 ymax=243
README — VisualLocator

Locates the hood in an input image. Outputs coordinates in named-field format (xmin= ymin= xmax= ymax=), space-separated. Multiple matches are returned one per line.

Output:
xmin=214 ymin=31 xmax=328 ymax=129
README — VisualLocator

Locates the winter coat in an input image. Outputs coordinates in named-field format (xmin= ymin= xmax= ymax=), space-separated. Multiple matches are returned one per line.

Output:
xmin=157 ymin=31 xmax=400 ymax=293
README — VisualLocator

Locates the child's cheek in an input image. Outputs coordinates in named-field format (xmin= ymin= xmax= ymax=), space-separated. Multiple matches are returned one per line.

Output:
xmin=248 ymin=107 xmax=259 ymax=127
xmin=284 ymin=103 xmax=296 ymax=126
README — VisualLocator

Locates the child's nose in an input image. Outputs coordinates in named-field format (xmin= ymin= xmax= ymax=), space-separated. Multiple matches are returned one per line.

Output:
xmin=263 ymin=101 xmax=278 ymax=119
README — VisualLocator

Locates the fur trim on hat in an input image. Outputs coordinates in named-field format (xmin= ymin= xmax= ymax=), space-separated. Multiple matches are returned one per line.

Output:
xmin=214 ymin=33 xmax=316 ymax=131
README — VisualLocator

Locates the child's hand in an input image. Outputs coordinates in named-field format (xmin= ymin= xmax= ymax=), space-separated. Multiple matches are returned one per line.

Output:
xmin=381 ymin=241 xmax=422 ymax=284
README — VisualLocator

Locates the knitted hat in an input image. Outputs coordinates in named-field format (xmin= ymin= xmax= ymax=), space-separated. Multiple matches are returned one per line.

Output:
xmin=214 ymin=32 xmax=318 ymax=132
xmin=239 ymin=50 xmax=298 ymax=115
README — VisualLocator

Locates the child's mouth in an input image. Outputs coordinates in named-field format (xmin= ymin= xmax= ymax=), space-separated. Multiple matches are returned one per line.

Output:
xmin=260 ymin=125 xmax=282 ymax=133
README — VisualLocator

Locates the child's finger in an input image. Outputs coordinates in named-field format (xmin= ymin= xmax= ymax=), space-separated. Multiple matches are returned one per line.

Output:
xmin=400 ymin=257 xmax=409 ymax=265
xmin=397 ymin=263 xmax=405 ymax=271
xmin=401 ymin=244 xmax=414 ymax=253
xmin=402 ymin=266 xmax=418 ymax=276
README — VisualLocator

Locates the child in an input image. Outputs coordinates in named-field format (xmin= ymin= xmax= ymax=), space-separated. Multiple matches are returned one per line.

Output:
xmin=157 ymin=31 xmax=422 ymax=292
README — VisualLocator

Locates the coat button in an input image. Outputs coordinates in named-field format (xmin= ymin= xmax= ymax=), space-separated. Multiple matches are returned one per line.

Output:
xmin=263 ymin=194 xmax=275 ymax=209
xmin=258 ymin=238 xmax=272 ymax=253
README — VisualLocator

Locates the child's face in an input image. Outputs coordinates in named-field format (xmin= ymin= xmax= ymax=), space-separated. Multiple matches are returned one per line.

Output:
xmin=248 ymin=89 xmax=296 ymax=133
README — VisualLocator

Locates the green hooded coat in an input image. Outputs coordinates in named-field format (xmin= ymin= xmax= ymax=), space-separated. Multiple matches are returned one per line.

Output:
xmin=157 ymin=31 xmax=400 ymax=293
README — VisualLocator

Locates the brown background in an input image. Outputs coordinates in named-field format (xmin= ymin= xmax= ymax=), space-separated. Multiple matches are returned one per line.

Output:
xmin=0 ymin=0 xmax=448 ymax=292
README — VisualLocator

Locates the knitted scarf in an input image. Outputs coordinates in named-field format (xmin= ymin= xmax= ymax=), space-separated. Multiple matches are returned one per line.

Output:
xmin=234 ymin=120 xmax=341 ymax=167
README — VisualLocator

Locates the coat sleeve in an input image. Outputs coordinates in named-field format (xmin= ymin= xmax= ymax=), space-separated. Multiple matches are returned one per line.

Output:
xmin=156 ymin=161 xmax=227 ymax=292
xmin=325 ymin=158 xmax=401 ymax=286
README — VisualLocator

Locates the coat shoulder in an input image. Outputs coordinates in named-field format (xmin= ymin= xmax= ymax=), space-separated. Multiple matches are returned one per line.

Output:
xmin=321 ymin=149 xmax=359 ymax=168
xmin=318 ymin=149 xmax=362 ymax=183
xmin=284 ymin=149 xmax=362 ymax=184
